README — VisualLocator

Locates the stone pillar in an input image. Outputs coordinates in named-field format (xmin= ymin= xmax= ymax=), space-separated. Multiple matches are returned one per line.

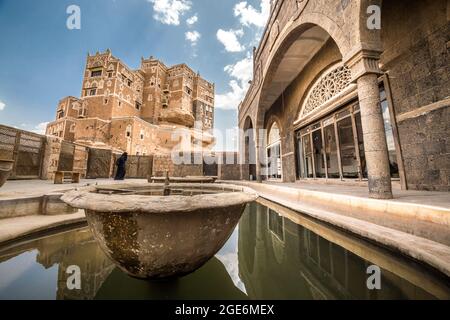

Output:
xmin=255 ymin=144 xmax=263 ymax=183
xmin=347 ymin=50 xmax=393 ymax=199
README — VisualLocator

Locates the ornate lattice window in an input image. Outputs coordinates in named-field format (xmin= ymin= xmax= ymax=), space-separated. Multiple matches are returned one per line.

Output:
xmin=300 ymin=63 xmax=352 ymax=119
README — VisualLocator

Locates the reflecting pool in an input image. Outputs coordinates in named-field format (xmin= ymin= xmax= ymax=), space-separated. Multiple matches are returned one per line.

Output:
xmin=0 ymin=200 xmax=449 ymax=300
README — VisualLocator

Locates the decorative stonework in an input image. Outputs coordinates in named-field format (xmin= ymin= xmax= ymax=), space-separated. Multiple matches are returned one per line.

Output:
xmin=300 ymin=63 xmax=352 ymax=118
xmin=345 ymin=49 xmax=382 ymax=82
xmin=254 ymin=62 xmax=262 ymax=87
xmin=293 ymin=0 xmax=309 ymax=20
xmin=269 ymin=20 xmax=280 ymax=50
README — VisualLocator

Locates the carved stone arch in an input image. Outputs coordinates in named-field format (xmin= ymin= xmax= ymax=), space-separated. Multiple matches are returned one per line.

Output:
xmin=297 ymin=62 xmax=352 ymax=121
xmin=269 ymin=20 xmax=280 ymax=51
xmin=256 ymin=17 xmax=351 ymax=141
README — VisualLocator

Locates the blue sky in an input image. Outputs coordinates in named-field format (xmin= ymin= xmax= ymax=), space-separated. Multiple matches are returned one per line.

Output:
xmin=0 ymin=0 xmax=270 ymax=149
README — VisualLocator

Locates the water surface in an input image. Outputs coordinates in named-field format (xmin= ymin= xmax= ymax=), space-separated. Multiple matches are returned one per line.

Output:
xmin=0 ymin=201 xmax=448 ymax=300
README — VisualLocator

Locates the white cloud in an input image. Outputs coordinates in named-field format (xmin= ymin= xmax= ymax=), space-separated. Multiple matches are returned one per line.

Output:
xmin=234 ymin=0 xmax=270 ymax=28
xmin=148 ymin=0 xmax=191 ymax=26
xmin=32 ymin=122 xmax=49 ymax=135
xmin=216 ymin=29 xmax=245 ymax=52
xmin=0 ymin=100 xmax=5 ymax=111
xmin=186 ymin=14 xmax=198 ymax=26
xmin=215 ymin=55 xmax=253 ymax=110
xmin=185 ymin=30 xmax=201 ymax=45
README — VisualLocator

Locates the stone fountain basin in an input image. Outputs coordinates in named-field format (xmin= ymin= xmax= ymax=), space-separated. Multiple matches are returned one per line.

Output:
xmin=61 ymin=183 xmax=258 ymax=280
xmin=0 ymin=159 xmax=14 ymax=188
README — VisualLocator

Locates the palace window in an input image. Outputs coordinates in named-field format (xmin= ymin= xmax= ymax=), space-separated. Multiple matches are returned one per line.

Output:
xmin=88 ymin=88 xmax=97 ymax=96
xmin=295 ymin=87 xmax=399 ymax=180
xmin=78 ymin=106 xmax=87 ymax=118
xmin=91 ymin=69 xmax=102 ymax=77
xmin=126 ymin=125 xmax=132 ymax=138
xmin=135 ymin=101 xmax=141 ymax=110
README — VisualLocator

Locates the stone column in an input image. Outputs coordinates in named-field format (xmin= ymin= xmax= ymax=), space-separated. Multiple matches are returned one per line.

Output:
xmin=347 ymin=50 xmax=393 ymax=199
xmin=255 ymin=144 xmax=263 ymax=183
xmin=239 ymin=131 xmax=249 ymax=180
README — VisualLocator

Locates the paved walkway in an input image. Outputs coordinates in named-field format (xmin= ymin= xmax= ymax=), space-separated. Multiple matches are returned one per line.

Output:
xmin=0 ymin=211 xmax=86 ymax=245
xmin=264 ymin=180 xmax=450 ymax=209
xmin=0 ymin=178 xmax=148 ymax=200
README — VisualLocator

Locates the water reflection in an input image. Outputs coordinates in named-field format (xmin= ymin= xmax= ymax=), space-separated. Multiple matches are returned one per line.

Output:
xmin=0 ymin=228 xmax=114 ymax=300
xmin=239 ymin=201 xmax=450 ymax=300
xmin=95 ymin=257 xmax=247 ymax=300
xmin=0 ymin=201 xmax=449 ymax=300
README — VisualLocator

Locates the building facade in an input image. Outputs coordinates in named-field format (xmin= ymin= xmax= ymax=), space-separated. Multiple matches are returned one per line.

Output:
xmin=239 ymin=0 xmax=450 ymax=195
xmin=46 ymin=50 xmax=215 ymax=155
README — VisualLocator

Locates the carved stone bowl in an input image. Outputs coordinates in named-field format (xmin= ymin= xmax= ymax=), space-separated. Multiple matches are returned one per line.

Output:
xmin=61 ymin=183 xmax=258 ymax=280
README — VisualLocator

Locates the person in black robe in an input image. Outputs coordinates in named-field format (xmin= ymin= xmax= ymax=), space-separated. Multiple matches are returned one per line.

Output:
xmin=114 ymin=152 xmax=128 ymax=180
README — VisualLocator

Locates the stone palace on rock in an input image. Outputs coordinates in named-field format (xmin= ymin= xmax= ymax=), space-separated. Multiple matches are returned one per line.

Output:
xmin=46 ymin=50 xmax=215 ymax=155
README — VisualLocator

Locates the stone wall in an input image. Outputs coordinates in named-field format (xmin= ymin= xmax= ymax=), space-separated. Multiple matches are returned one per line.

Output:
xmin=218 ymin=152 xmax=241 ymax=181
xmin=41 ymin=136 xmax=89 ymax=180
xmin=152 ymin=154 xmax=176 ymax=177
xmin=41 ymin=136 xmax=62 ymax=180
xmin=152 ymin=153 xmax=203 ymax=177
xmin=73 ymin=145 xmax=89 ymax=178
xmin=380 ymin=0 xmax=450 ymax=191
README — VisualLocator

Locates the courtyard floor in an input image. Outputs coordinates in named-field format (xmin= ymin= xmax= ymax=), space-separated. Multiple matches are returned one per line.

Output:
xmin=0 ymin=178 xmax=449 ymax=276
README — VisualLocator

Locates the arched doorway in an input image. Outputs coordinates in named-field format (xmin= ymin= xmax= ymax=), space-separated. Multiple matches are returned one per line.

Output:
xmin=243 ymin=116 xmax=256 ymax=180
xmin=266 ymin=122 xmax=282 ymax=180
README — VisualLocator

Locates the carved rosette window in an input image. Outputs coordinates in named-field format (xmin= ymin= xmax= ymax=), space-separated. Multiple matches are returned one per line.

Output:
xmin=300 ymin=64 xmax=352 ymax=119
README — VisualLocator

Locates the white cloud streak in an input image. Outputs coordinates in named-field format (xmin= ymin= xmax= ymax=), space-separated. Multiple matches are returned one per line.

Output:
xmin=0 ymin=100 xmax=5 ymax=111
xmin=185 ymin=30 xmax=201 ymax=45
xmin=216 ymin=29 xmax=245 ymax=52
xmin=234 ymin=0 xmax=271 ymax=28
xmin=215 ymin=54 xmax=253 ymax=110
xmin=33 ymin=122 xmax=49 ymax=134
xmin=186 ymin=14 xmax=198 ymax=26
xmin=148 ymin=0 xmax=191 ymax=26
